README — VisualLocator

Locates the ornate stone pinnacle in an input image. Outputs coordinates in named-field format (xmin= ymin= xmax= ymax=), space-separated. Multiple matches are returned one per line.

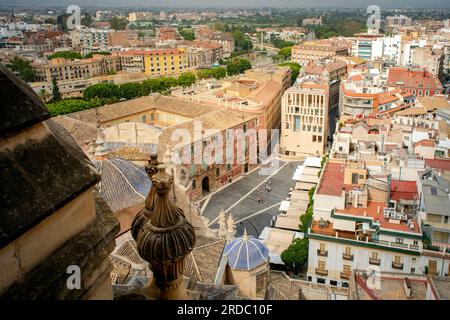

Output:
xmin=242 ymin=228 xmax=249 ymax=240
xmin=131 ymin=154 xmax=161 ymax=241
xmin=136 ymin=169 xmax=195 ymax=300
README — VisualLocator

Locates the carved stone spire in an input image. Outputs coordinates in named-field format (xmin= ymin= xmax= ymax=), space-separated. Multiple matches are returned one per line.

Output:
xmin=131 ymin=153 xmax=159 ymax=241
xmin=136 ymin=169 xmax=195 ymax=300
xmin=227 ymin=213 xmax=236 ymax=239
xmin=94 ymin=124 xmax=109 ymax=160
xmin=218 ymin=209 xmax=227 ymax=238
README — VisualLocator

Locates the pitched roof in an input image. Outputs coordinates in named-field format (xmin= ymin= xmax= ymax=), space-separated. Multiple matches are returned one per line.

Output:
xmin=418 ymin=96 xmax=450 ymax=111
xmin=425 ymin=159 xmax=450 ymax=172
xmin=67 ymin=94 xmax=217 ymax=124
xmin=387 ymin=67 xmax=443 ymax=91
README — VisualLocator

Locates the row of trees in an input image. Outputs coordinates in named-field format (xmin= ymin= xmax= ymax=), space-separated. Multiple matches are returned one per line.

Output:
xmin=272 ymin=46 xmax=293 ymax=63
xmin=196 ymin=67 xmax=227 ymax=80
xmin=225 ymin=58 xmax=252 ymax=76
xmin=47 ymin=51 xmax=111 ymax=60
xmin=47 ymin=72 xmax=198 ymax=116
xmin=47 ymin=51 xmax=83 ymax=60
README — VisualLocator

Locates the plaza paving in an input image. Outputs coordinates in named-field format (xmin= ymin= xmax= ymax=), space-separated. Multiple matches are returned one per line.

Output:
xmin=200 ymin=160 xmax=303 ymax=237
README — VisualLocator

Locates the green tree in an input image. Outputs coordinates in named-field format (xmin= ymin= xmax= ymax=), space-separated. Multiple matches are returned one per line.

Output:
xmin=109 ymin=17 xmax=128 ymax=31
xmin=161 ymin=77 xmax=178 ymax=89
xmin=281 ymin=238 xmax=309 ymax=273
xmin=179 ymin=28 xmax=196 ymax=40
xmin=278 ymin=47 xmax=292 ymax=60
xmin=81 ymin=12 xmax=92 ymax=27
xmin=7 ymin=56 xmax=36 ymax=82
xmin=232 ymin=29 xmax=253 ymax=52
xmin=177 ymin=72 xmax=196 ymax=87
xmin=84 ymin=83 xmax=119 ymax=101
xmin=48 ymin=51 xmax=83 ymax=60
xmin=211 ymin=67 xmax=226 ymax=79
xmin=142 ymin=78 xmax=165 ymax=93
xmin=119 ymin=82 xmax=142 ymax=100
xmin=271 ymin=37 xmax=295 ymax=49
xmin=46 ymin=98 xmax=102 ymax=116
xmin=197 ymin=69 xmax=213 ymax=79
xmin=278 ymin=62 xmax=301 ymax=84
xmin=226 ymin=58 xmax=251 ymax=76
xmin=51 ymin=78 xmax=61 ymax=102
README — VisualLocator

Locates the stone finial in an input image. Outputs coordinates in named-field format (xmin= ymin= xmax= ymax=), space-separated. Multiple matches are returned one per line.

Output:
xmin=131 ymin=153 xmax=160 ymax=241
xmin=227 ymin=214 xmax=236 ymax=238
xmin=94 ymin=124 xmax=109 ymax=161
xmin=218 ymin=209 xmax=227 ymax=238
xmin=242 ymin=228 xmax=249 ymax=240
xmin=136 ymin=169 xmax=195 ymax=300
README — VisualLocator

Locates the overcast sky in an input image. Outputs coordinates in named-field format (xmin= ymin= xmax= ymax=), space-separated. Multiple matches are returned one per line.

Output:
xmin=2 ymin=0 xmax=450 ymax=8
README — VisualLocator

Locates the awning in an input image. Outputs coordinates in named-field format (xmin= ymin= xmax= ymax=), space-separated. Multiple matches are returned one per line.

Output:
xmin=275 ymin=215 xmax=300 ymax=231
xmin=304 ymin=156 xmax=322 ymax=168
xmin=292 ymin=167 xmax=304 ymax=181
xmin=279 ymin=200 xmax=291 ymax=212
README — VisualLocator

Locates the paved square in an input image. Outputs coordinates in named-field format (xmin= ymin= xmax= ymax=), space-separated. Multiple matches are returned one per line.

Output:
xmin=201 ymin=160 xmax=303 ymax=237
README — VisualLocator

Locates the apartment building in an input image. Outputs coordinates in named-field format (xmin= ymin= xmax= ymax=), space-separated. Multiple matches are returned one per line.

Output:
xmin=120 ymin=48 xmax=189 ymax=77
xmin=33 ymin=54 xmax=122 ymax=82
xmin=69 ymin=27 xmax=111 ymax=51
xmin=340 ymin=75 xmax=414 ymax=117
xmin=387 ymin=67 xmax=444 ymax=97
xmin=386 ymin=15 xmax=412 ymax=33
xmin=291 ymin=43 xmax=348 ymax=66
xmin=307 ymin=159 xmax=425 ymax=287
xmin=210 ymin=33 xmax=235 ymax=56
xmin=411 ymin=46 xmax=444 ymax=79
xmin=351 ymin=35 xmax=384 ymax=61
xmin=281 ymin=77 xmax=329 ymax=157
xmin=171 ymin=66 xmax=291 ymax=136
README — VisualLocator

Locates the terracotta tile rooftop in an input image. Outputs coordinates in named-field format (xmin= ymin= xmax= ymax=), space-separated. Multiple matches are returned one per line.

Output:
xmin=425 ymin=158 xmax=450 ymax=172
xmin=415 ymin=139 xmax=435 ymax=147
xmin=387 ymin=67 xmax=443 ymax=91
xmin=390 ymin=180 xmax=418 ymax=201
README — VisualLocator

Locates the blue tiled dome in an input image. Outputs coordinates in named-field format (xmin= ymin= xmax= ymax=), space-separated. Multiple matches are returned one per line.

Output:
xmin=224 ymin=233 xmax=269 ymax=270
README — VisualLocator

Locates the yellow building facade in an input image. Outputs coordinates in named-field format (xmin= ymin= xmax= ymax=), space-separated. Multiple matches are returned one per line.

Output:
xmin=121 ymin=49 xmax=189 ymax=77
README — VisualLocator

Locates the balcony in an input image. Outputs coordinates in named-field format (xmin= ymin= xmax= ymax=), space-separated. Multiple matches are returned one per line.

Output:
xmin=340 ymin=272 xmax=351 ymax=280
xmin=317 ymin=249 xmax=328 ymax=257
xmin=315 ymin=268 xmax=328 ymax=276
xmin=392 ymin=262 xmax=404 ymax=270
xmin=343 ymin=253 xmax=354 ymax=261
xmin=369 ymin=258 xmax=381 ymax=265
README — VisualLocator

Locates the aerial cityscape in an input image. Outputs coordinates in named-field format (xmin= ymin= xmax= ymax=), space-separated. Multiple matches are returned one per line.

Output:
xmin=1 ymin=0 xmax=450 ymax=305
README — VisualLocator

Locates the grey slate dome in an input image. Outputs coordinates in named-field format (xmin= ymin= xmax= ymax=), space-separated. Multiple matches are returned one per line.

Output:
xmin=224 ymin=231 xmax=270 ymax=271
